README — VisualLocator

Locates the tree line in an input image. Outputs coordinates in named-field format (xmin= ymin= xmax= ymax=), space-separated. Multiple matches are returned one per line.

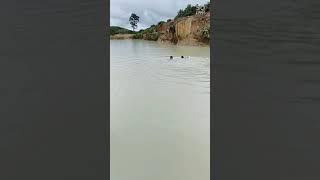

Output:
xmin=175 ymin=2 xmax=210 ymax=19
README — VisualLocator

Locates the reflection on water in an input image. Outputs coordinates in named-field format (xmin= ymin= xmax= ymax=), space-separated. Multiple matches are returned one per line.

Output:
xmin=111 ymin=40 xmax=210 ymax=180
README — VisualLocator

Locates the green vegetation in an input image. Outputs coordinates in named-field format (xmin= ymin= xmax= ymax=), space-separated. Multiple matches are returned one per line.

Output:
xmin=175 ymin=4 xmax=197 ymax=19
xmin=132 ymin=33 xmax=143 ymax=39
xmin=158 ymin=21 xmax=165 ymax=25
xmin=174 ymin=1 xmax=210 ymax=19
xmin=129 ymin=13 xmax=140 ymax=31
xmin=200 ymin=25 xmax=210 ymax=40
xmin=110 ymin=26 xmax=134 ymax=35
xmin=133 ymin=25 xmax=159 ymax=41
xmin=145 ymin=32 xmax=159 ymax=41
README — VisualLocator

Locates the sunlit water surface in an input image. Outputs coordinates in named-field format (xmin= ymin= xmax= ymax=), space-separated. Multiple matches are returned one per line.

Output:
xmin=111 ymin=40 xmax=210 ymax=180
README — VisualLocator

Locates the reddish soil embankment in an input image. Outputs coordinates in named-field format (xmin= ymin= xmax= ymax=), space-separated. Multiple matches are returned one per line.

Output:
xmin=157 ymin=12 xmax=210 ymax=46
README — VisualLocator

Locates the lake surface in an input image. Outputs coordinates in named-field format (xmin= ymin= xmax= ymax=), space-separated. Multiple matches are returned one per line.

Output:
xmin=110 ymin=40 xmax=210 ymax=180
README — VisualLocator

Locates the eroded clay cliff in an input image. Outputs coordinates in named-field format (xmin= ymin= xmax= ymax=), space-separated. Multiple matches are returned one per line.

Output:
xmin=156 ymin=12 xmax=210 ymax=46
xmin=110 ymin=12 xmax=210 ymax=46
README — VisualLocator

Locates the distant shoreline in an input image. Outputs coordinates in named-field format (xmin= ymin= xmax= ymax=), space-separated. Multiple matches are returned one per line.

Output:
xmin=110 ymin=34 xmax=134 ymax=40
xmin=110 ymin=37 xmax=210 ymax=47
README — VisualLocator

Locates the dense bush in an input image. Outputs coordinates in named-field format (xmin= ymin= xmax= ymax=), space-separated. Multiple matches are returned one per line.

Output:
xmin=174 ymin=1 xmax=210 ymax=19
xmin=143 ymin=27 xmax=154 ymax=34
xmin=145 ymin=26 xmax=159 ymax=40
xmin=175 ymin=4 xmax=197 ymax=19
xmin=145 ymin=32 xmax=159 ymax=41
xmin=158 ymin=21 xmax=165 ymax=25
xmin=200 ymin=25 xmax=210 ymax=40
xmin=133 ymin=33 xmax=143 ymax=39
xmin=133 ymin=25 xmax=159 ymax=41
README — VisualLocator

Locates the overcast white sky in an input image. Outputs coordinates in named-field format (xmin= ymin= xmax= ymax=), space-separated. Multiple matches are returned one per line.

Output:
xmin=110 ymin=0 xmax=209 ymax=30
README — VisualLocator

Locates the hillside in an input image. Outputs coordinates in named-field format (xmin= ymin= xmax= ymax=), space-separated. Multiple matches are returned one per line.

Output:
xmin=110 ymin=26 xmax=134 ymax=35
xmin=132 ymin=12 xmax=210 ymax=46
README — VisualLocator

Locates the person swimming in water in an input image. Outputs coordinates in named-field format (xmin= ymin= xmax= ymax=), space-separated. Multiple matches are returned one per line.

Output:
xmin=181 ymin=56 xmax=184 ymax=58
xmin=170 ymin=56 xmax=173 ymax=59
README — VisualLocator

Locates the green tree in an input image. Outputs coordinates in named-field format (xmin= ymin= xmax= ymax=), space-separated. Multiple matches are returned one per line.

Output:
xmin=129 ymin=13 xmax=140 ymax=31
xmin=176 ymin=9 xmax=184 ymax=19
xmin=158 ymin=21 xmax=165 ymax=25
xmin=175 ymin=4 xmax=197 ymax=19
